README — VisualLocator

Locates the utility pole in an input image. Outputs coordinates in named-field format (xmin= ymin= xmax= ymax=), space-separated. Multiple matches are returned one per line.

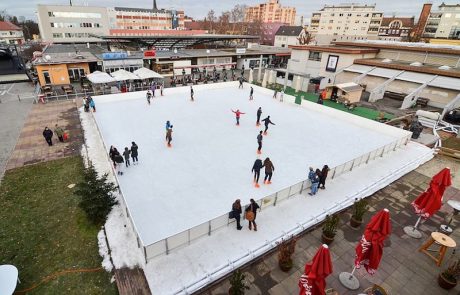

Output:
xmin=70 ymin=0 xmax=72 ymax=6
xmin=153 ymin=0 xmax=158 ymax=10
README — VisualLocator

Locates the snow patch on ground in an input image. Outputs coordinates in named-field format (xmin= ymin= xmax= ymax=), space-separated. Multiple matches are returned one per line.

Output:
xmin=97 ymin=230 xmax=113 ymax=272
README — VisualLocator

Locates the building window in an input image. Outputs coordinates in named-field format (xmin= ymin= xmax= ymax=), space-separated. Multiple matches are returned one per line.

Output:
xmin=308 ymin=51 xmax=322 ymax=61
xmin=329 ymin=20 xmax=333 ymax=23
xmin=52 ymin=33 xmax=62 ymax=38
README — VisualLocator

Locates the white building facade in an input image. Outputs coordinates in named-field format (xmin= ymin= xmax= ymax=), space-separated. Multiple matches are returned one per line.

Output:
xmin=309 ymin=4 xmax=383 ymax=45
xmin=0 ymin=21 xmax=25 ymax=45
xmin=274 ymin=26 xmax=308 ymax=47
xmin=424 ymin=3 xmax=460 ymax=39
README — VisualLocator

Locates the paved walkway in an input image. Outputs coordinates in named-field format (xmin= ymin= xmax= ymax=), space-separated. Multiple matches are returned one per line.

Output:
xmin=203 ymin=160 xmax=460 ymax=295
xmin=5 ymin=99 xmax=83 ymax=170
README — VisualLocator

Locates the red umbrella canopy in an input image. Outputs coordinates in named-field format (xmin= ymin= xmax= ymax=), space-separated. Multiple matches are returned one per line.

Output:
xmin=299 ymin=244 xmax=333 ymax=295
xmin=412 ymin=168 xmax=452 ymax=219
xmin=355 ymin=209 xmax=391 ymax=275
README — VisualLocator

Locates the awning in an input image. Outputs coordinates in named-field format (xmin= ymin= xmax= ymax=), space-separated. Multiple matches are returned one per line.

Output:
xmin=110 ymin=69 xmax=140 ymax=81
xmin=343 ymin=64 xmax=374 ymax=74
xmin=367 ymin=68 xmax=402 ymax=79
xmin=335 ymin=82 xmax=363 ymax=92
xmin=397 ymin=72 xmax=435 ymax=84
xmin=86 ymin=71 xmax=116 ymax=84
xmin=429 ymin=76 xmax=460 ymax=91
xmin=133 ymin=67 xmax=163 ymax=79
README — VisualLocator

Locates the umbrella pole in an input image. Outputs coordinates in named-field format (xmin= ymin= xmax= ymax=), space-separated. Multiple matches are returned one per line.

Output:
xmin=403 ymin=216 xmax=423 ymax=239
xmin=339 ymin=265 xmax=360 ymax=290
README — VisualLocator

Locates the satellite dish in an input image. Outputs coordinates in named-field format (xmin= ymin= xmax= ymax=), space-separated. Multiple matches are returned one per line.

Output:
xmin=45 ymin=55 xmax=51 ymax=61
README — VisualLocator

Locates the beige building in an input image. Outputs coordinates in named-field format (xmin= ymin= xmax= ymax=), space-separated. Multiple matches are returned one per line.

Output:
xmin=245 ymin=0 xmax=296 ymax=25
xmin=0 ymin=21 xmax=24 ymax=44
xmin=424 ymin=3 xmax=460 ymax=39
xmin=37 ymin=4 xmax=110 ymax=43
xmin=309 ymin=4 xmax=383 ymax=45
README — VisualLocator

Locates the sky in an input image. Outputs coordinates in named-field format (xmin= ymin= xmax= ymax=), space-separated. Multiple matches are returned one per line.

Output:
xmin=0 ymin=0 xmax=445 ymax=21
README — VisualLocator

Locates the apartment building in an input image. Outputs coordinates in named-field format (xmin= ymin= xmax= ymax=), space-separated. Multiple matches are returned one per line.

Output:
xmin=245 ymin=0 xmax=296 ymax=25
xmin=424 ymin=3 xmax=460 ymax=39
xmin=37 ymin=5 xmax=110 ymax=43
xmin=0 ymin=21 xmax=25 ymax=45
xmin=37 ymin=4 xmax=186 ymax=43
xmin=309 ymin=4 xmax=383 ymax=45
xmin=378 ymin=17 xmax=415 ymax=41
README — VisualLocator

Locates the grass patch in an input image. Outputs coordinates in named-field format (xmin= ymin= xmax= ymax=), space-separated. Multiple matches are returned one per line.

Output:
xmin=0 ymin=156 xmax=117 ymax=295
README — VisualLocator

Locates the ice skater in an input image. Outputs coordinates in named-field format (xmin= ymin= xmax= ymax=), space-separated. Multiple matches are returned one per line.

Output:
xmin=308 ymin=167 xmax=320 ymax=196
xmin=166 ymin=125 xmax=173 ymax=147
xmin=131 ymin=142 xmax=139 ymax=164
xmin=231 ymin=199 xmax=243 ymax=230
xmin=273 ymin=89 xmax=278 ymax=99
xmin=252 ymin=158 xmax=264 ymax=188
xmin=160 ymin=83 xmax=164 ymax=96
xmin=165 ymin=120 xmax=171 ymax=140
xmin=146 ymin=90 xmax=152 ymax=105
xmin=231 ymin=109 xmax=245 ymax=125
xmin=263 ymin=157 xmax=275 ymax=184
xmin=123 ymin=147 xmax=131 ymax=167
xmin=89 ymin=97 xmax=96 ymax=112
xmin=238 ymin=76 xmax=244 ymax=89
xmin=256 ymin=107 xmax=262 ymax=126
xmin=245 ymin=198 xmax=260 ymax=231
xmin=279 ymin=90 xmax=284 ymax=102
xmin=262 ymin=116 xmax=275 ymax=135
xmin=257 ymin=131 xmax=263 ymax=154
xmin=249 ymin=86 xmax=254 ymax=100
xmin=109 ymin=146 xmax=120 ymax=167
xmin=190 ymin=86 xmax=194 ymax=101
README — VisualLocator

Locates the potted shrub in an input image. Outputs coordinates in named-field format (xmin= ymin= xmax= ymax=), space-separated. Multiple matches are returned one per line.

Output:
xmin=229 ymin=269 xmax=250 ymax=295
xmin=350 ymin=198 xmax=369 ymax=229
xmin=277 ymin=236 xmax=297 ymax=272
xmin=321 ymin=214 xmax=340 ymax=245
xmin=438 ymin=257 xmax=460 ymax=290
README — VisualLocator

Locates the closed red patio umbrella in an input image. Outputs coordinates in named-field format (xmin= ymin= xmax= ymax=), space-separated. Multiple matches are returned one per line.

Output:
xmin=298 ymin=244 xmax=333 ymax=295
xmin=339 ymin=208 xmax=391 ymax=290
xmin=404 ymin=168 xmax=451 ymax=238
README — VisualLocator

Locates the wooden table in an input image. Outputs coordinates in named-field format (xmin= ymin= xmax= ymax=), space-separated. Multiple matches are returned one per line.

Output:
xmin=419 ymin=232 xmax=456 ymax=266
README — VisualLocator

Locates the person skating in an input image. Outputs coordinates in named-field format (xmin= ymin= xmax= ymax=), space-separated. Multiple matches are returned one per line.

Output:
xmin=245 ymin=198 xmax=260 ymax=231
xmin=319 ymin=165 xmax=329 ymax=189
xmin=89 ymin=97 xmax=96 ymax=112
xmin=131 ymin=142 xmax=139 ymax=164
xmin=273 ymin=89 xmax=278 ymax=99
xmin=263 ymin=157 xmax=275 ymax=184
xmin=231 ymin=109 xmax=245 ymax=125
xmin=109 ymin=146 xmax=120 ymax=168
xmin=238 ymin=76 xmax=244 ymax=89
xmin=257 ymin=131 xmax=263 ymax=154
xmin=165 ymin=120 xmax=171 ymax=141
xmin=146 ymin=90 xmax=152 ymax=105
xmin=249 ymin=86 xmax=254 ymax=100
xmin=279 ymin=90 xmax=284 ymax=102
xmin=190 ymin=86 xmax=194 ymax=101
xmin=42 ymin=127 xmax=53 ymax=146
xmin=160 ymin=83 xmax=164 ymax=96
xmin=232 ymin=199 xmax=243 ymax=230
xmin=114 ymin=153 xmax=124 ymax=175
xmin=262 ymin=116 xmax=275 ymax=135
xmin=151 ymin=83 xmax=156 ymax=97
xmin=308 ymin=167 xmax=320 ymax=196
xmin=54 ymin=124 xmax=65 ymax=142
xmin=256 ymin=107 xmax=262 ymax=126
xmin=166 ymin=125 xmax=173 ymax=147
xmin=252 ymin=158 xmax=264 ymax=188
xmin=123 ymin=147 xmax=131 ymax=167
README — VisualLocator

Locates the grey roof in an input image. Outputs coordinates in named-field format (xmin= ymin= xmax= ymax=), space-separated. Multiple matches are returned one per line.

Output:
xmin=44 ymin=44 xmax=106 ymax=55
xmin=275 ymin=26 xmax=304 ymax=36
xmin=152 ymin=47 xmax=291 ymax=60
xmin=114 ymin=7 xmax=166 ymax=13
xmin=33 ymin=51 xmax=99 ymax=65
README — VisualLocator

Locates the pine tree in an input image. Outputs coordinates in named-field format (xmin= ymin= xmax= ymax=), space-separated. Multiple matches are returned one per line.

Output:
xmin=74 ymin=163 xmax=119 ymax=225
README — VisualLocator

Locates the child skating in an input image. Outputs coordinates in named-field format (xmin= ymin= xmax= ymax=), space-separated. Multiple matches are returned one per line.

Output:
xmin=257 ymin=131 xmax=263 ymax=154
xmin=166 ymin=125 xmax=173 ymax=147
xmin=231 ymin=109 xmax=245 ymax=125
xmin=262 ymin=116 xmax=276 ymax=135
xmin=256 ymin=107 xmax=262 ymax=126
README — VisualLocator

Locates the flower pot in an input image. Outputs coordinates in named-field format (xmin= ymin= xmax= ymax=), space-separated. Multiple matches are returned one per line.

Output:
xmin=438 ymin=273 xmax=457 ymax=290
xmin=350 ymin=216 xmax=363 ymax=229
xmin=279 ymin=259 xmax=293 ymax=272
xmin=321 ymin=233 xmax=335 ymax=245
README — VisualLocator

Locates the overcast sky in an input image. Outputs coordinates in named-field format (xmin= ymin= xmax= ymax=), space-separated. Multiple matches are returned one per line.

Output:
xmin=1 ymin=0 xmax=444 ymax=21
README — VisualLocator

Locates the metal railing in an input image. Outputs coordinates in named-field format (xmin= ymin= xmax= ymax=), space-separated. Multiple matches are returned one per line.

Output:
xmin=143 ymin=133 xmax=411 ymax=261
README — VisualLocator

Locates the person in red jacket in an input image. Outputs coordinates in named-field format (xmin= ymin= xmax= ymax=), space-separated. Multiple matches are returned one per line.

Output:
xmin=231 ymin=109 xmax=245 ymax=125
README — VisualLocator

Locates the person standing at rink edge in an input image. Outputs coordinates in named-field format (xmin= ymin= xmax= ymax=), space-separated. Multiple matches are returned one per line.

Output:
xmin=245 ymin=199 xmax=260 ymax=231
xmin=231 ymin=199 xmax=243 ymax=230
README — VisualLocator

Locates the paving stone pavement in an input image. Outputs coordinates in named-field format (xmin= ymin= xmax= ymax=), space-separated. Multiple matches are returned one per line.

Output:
xmin=201 ymin=159 xmax=460 ymax=295
xmin=5 ymin=99 xmax=83 ymax=170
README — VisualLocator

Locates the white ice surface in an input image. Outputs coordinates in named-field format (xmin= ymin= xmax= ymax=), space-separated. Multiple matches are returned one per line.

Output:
xmin=145 ymin=141 xmax=433 ymax=295
xmin=91 ymin=83 xmax=404 ymax=246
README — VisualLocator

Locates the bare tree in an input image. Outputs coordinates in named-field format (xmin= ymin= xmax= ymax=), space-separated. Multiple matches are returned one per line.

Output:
xmin=230 ymin=4 xmax=247 ymax=35
xmin=206 ymin=10 xmax=217 ymax=33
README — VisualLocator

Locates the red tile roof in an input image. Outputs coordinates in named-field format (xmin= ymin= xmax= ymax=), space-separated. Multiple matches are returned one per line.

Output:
xmin=380 ymin=17 xmax=415 ymax=28
xmin=0 ymin=21 xmax=22 ymax=31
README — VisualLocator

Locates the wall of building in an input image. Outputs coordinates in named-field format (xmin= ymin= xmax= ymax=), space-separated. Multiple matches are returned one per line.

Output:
xmin=37 ymin=5 xmax=110 ymax=43
xmin=36 ymin=62 xmax=90 ymax=86
xmin=245 ymin=0 xmax=296 ymax=25
xmin=0 ymin=30 xmax=25 ymax=44
xmin=274 ymin=35 xmax=299 ymax=47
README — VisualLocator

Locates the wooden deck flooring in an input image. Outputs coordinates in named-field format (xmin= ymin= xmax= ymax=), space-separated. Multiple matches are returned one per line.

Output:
xmin=115 ymin=267 xmax=152 ymax=295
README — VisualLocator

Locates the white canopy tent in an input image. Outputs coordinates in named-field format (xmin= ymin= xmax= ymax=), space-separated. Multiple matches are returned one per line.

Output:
xmin=87 ymin=71 xmax=116 ymax=84
xmin=110 ymin=69 xmax=140 ymax=82
xmin=133 ymin=67 xmax=163 ymax=80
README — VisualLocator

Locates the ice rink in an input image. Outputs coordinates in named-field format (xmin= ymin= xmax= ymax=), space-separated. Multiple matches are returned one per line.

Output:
xmin=92 ymin=82 xmax=407 ymax=247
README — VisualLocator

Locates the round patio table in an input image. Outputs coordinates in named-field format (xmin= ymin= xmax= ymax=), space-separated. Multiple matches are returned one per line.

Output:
xmin=0 ymin=264 xmax=19 ymax=295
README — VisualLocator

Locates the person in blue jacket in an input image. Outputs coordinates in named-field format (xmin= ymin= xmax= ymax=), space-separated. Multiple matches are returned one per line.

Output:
xmin=88 ymin=97 xmax=96 ymax=112
xmin=165 ymin=120 xmax=171 ymax=141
